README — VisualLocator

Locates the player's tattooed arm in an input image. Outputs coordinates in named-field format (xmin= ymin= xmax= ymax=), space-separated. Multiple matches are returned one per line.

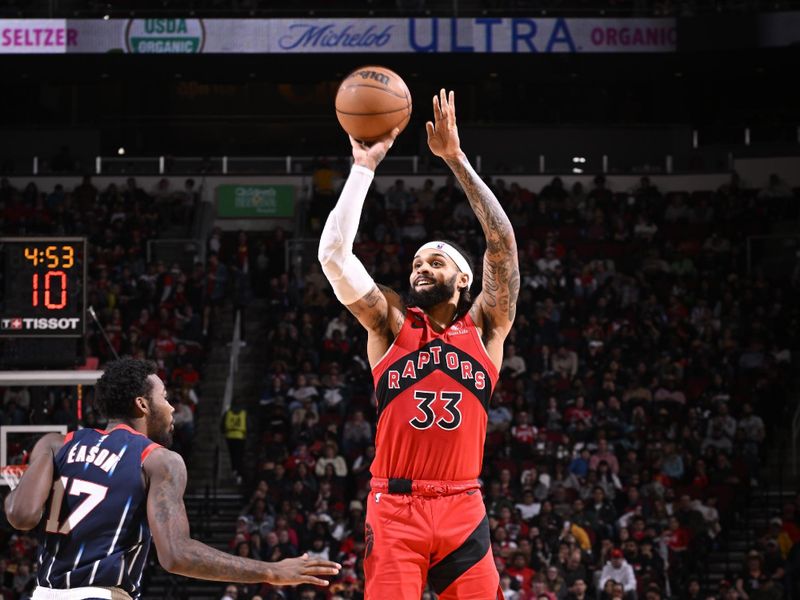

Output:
xmin=145 ymin=449 xmax=340 ymax=586
xmin=427 ymin=88 xmax=519 ymax=331
xmin=346 ymin=283 xmax=405 ymax=335
xmin=346 ymin=283 xmax=406 ymax=367
xmin=444 ymin=155 xmax=519 ymax=326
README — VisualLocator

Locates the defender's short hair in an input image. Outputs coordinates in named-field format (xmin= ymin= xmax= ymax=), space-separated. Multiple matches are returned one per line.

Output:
xmin=96 ymin=358 xmax=158 ymax=419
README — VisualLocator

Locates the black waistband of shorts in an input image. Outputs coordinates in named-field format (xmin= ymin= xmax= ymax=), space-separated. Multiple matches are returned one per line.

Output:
xmin=370 ymin=477 xmax=480 ymax=497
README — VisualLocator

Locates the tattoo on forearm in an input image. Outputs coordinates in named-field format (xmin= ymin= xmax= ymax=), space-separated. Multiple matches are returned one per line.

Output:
xmin=152 ymin=456 xmax=269 ymax=583
xmin=445 ymin=156 xmax=519 ymax=323
xmin=183 ymin=540 xmax=269 ymax=582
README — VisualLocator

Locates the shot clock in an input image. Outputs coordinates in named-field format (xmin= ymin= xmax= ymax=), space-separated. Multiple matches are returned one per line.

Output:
xmin=0 ymin=238 xmax=86 ymax=338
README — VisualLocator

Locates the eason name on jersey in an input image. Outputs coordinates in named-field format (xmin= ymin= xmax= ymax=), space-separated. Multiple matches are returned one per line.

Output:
xmin=66 ymin=443 xmax=124 ymax=473
xmin=387 ymin=346 xmax=487 ymax=390
xmin=1 ymin=317 xmax=80 ymax=330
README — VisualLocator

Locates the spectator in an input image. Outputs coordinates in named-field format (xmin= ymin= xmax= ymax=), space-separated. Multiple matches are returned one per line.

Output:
xmin=321 ymin=372 xmax=350 ymax=417
xmin=203 ymin=252 xmax=229 ymax=337
xmin=511 ymin=411 xmax=538 ymax=457
xmin=589 ymin=439 xmax=620 ymax=474
xmin=566 ymin=578 xmax=589 ymax=600
xmin=599 ymin=549 xmax=636 ymax=599
xmin=342 ymin=410 xmax=372 ymax=455
xmin=552 ymin=345 xmax=578 ymax=380
xmin=736 ymin=550 xmax=783 ymax=600
xmin=223 ymin=401 xmax=247 ymax=483
xmin=315 ymin=442 xmax=348 ymax=478
xmin=502 ymin=344 xmax=528 ymax=379
xmin=565 ymin=396 xmax=593 ymax=432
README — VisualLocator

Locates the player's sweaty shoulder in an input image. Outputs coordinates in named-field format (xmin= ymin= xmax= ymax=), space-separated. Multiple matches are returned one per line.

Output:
xmin=142 ymin=447 xmax=186 ymax=487
xmin=38 ymin=432 xmax=67 ymax=456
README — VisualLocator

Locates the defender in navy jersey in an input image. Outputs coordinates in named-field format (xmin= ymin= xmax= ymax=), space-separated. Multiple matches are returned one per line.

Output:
xmin=5 ymin=359 xmax=340 ymax=600
xmin=319 ymin=89 xmax=519 ymax=599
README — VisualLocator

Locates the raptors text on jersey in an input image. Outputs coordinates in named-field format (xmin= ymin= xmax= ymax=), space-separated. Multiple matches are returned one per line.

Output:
xmin=371 ymin=308 xmax=499 ymax=481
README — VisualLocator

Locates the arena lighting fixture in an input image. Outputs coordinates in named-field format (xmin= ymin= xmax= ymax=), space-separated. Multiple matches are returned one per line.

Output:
xmin=117 ymin=147 xmax=125 ymax=156
xmin=573 ymin=168 xmax=583 ymax=174
xmin=572 ymin=157 xmax=587 ymax=163
xmin=103 ymin=14 xmax=110 ymax=20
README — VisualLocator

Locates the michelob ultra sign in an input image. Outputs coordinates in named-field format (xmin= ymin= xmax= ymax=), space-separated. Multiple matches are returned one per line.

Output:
xmin=0 ymin=17 xmax=682 ymax=54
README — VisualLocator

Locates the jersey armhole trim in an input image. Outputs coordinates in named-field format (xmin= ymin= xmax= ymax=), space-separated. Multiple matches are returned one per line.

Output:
xmin=62 ymin=431 xmax=75 ymax=446
xmin=140 ymin=443 xmax=162 ymax=465
xmin=463 ymin=312 xmax=500 ymax=383
xmin=371 ymin=308 xmax=414 ymax=375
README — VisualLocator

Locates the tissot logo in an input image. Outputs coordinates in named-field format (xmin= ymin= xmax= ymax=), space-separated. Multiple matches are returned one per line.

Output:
xmin=1 ymin=317 xmax=80 ymax=330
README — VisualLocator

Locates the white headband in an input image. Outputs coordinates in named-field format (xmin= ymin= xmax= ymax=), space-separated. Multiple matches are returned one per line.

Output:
xmin=416 ymin=241 xmax=473 ymax=289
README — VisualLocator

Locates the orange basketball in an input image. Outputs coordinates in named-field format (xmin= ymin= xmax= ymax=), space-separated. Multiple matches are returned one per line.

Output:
xmin=335 ymin=66 xmax=412 ymax=143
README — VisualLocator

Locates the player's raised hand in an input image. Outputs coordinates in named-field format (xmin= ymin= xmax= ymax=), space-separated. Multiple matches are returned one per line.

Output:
xmin=350 ymin=128 xmax=400 ymax=172
xmin=269 ymin=553 xmax=342 ymax=586
xmin=426 ymin=88 xmax=462 ymax=161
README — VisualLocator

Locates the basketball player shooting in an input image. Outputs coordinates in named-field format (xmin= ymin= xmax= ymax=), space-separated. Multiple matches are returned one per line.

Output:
xmin=318 ymin=88 xmax=519 ymax=599
xmin=4 ymin=358 xmax=340 ymax=600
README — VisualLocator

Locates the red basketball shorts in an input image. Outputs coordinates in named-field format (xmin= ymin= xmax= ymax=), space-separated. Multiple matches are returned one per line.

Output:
xmin=364 ymin=478 xmax=503 ymax=600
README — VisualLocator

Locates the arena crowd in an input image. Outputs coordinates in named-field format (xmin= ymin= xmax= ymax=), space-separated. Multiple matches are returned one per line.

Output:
xmin=223 ymin=170 xmax=799 ymax=599
xmin=1 ymin=170 xmax=798 ymax=600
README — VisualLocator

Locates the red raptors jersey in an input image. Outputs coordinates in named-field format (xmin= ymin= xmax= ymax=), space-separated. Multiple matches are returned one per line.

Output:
xmin=371 ymin=307 xmax=499 ymax=481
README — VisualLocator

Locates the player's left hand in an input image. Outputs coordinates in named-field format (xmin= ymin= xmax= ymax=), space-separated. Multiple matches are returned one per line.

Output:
xmin=426 ymin=88 xmax=463 ymax=161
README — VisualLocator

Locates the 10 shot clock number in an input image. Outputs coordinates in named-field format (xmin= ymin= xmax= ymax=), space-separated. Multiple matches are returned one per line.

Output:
xmin=23 ymin=245 xmax=75 ymax=310
xmin=31 ymin=270 xmax=68 ymax=309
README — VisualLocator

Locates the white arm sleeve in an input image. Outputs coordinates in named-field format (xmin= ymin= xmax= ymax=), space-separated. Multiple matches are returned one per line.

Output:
xmin=317 ymin=165 xmax=376 ymax=305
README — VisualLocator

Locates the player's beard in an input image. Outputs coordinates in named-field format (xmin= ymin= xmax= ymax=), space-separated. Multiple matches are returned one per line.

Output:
xmin=146 ymin=411 xmax=174 ymax=447
xmin=408 ymin=273 xmax=457 ymax=309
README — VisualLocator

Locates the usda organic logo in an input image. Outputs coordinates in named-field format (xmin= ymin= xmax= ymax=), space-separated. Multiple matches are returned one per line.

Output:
xmin=125 ymin=19 xmax=205 ymax=54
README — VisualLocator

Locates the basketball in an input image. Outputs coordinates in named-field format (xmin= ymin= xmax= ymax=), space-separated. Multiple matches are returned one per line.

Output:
xmin=335 ymin=66 xmax=412 ymax=143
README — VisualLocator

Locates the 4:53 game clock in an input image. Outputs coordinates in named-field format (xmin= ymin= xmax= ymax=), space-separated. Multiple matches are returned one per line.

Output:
xmin=0 ymin=237 xmax=87 ymax=338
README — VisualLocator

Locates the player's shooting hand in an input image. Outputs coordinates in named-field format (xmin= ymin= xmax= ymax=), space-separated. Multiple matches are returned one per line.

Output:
xmin=270 ymin=553 xmax=342 ymax=586
xmin=426 ymin=88 xmax=463 ymax=161
xmin=350 ymin=128 xmax=400 ymax=172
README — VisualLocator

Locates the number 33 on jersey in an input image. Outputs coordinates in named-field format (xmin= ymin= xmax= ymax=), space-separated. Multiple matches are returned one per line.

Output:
xmin=370 ymin=307 xmax=499 ymax=482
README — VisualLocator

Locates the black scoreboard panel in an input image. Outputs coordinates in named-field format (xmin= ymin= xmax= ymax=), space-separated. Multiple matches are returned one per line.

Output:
xmin=0 ymin=238 xmax=86 ymax=338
